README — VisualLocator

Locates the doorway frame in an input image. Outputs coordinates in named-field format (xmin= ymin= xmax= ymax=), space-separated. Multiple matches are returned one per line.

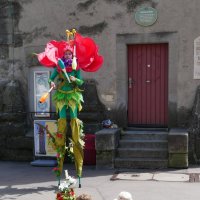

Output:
xmin=116 ymin=32 xmax=179 ymax=128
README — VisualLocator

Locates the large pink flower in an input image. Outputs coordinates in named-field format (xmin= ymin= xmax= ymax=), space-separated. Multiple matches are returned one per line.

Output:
xmin=37 ymin=32 xmax=103 ymax=72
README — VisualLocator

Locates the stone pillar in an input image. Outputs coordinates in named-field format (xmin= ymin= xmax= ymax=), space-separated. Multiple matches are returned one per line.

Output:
xmin=168 ymin=128 xmax=188 ymax=168
xmin=95 ymin=128 xmax=120 ymax=169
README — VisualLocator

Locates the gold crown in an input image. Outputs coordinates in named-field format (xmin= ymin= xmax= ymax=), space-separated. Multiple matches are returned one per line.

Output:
xmin=65 ymin=29 xmax=76 ymax=41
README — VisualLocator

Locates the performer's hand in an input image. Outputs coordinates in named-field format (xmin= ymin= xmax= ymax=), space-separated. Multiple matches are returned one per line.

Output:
xmin=70 ymin=76 xmax=76 ymax=82
xmin=50 ymin=81 xmax=56 ymax=89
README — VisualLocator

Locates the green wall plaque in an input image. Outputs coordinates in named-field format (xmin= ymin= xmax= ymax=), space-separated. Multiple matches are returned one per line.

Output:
xmin=135 ymin=7 xmax=158 ymax=26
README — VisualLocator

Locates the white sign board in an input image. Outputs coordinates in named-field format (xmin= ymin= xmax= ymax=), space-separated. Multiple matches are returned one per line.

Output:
xmin=34 ymin=71 xmax=50 ymax=117
xmin=194 ymin=36 xmax=200 ymax=79
xmin=34 ymin=120 xmax=57 ymax=157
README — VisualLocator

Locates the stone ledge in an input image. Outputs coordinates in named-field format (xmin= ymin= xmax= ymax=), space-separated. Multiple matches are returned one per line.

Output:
xmin=168 ymin=128 xmax=188 ymax=153
xmin=95 ymin=128 xmax=121 ymax=169
xmin=169 ymin=153 xmax=188 ymax=168
xmin=95 ymin=128 xmax=121 ymax=151
xmin=168 ymin=128 xmax=188 ymax=168
xmin=96 ymin=150 xmax=115 ymax=169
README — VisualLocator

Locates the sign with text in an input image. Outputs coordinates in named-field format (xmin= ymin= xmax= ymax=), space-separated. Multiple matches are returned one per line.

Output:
xmin=194 ymin=36 xmax=200 ymax=79
xmin=135 ymin=7 xmax=158 ymax=27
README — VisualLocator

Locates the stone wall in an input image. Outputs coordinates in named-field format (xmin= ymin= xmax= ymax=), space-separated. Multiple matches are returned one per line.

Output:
xmin=0 ymin=1 xmax=33 ymax=161
xmin=0 ymin=79 xmax=33 ymax=161
xmin=12 ymin=0 xmax=200 ymax=128
xmin=188 ymin=86 xmax=200 ymax=164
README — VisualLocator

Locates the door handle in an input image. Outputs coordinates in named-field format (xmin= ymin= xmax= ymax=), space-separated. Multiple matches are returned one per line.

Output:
xmin=129 ymin=77 xmax=133 ymax=88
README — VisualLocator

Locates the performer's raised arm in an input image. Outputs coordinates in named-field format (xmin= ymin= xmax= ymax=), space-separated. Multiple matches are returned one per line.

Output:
xmin=48 ymin=67 xmax=58 ymax=88
xmin=70 ymin=70 xmax=84 ymax=86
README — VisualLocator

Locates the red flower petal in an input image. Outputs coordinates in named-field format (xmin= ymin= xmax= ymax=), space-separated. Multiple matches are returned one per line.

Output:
xmin=56 ymin=133 xmax=63 ymax=138
xmin=57 ymin=193 xmax=61 ymax=198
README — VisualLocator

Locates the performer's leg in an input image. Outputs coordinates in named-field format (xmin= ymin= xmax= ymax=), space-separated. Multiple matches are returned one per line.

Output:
xmin=55 ymin=106 xmax=67 ymax=185
xmin=69 ymin=106 xmax=84 ymax=188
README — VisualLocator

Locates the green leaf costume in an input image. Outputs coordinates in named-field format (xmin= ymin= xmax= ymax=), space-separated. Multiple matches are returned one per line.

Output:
xmin=49 ymin=64 xmax=85 ymax=185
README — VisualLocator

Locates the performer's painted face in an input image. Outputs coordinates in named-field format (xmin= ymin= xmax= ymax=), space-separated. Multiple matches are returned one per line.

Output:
xmin=64 ymin=50 xmax=73 ymax=59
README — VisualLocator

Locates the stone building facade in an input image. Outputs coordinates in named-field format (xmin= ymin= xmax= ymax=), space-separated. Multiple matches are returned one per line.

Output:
xmin=1 ymin=0 xmax=200 ymax=163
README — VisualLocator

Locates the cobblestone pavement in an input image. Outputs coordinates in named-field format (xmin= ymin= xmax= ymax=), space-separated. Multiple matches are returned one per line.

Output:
xmin=0 ymin=161 xmax=200 ymax=200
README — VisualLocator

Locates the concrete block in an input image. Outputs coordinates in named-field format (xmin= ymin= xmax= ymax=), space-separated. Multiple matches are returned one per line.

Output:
xmin=168 ymin=153 xmax=188 ymax=168
xmin=168 ymin=128 xmax=188 ymax=153
xmin=96 ymin=150 xmax=115 ymax=169
xmin=95 ymin=128 xmax=121 ymax=169
xmin=95 ymin=128 xmax=120 ymax=151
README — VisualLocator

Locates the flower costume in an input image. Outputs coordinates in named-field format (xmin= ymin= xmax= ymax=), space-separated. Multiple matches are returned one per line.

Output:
xmin=36 ymin=29 xmax=103 ymax=187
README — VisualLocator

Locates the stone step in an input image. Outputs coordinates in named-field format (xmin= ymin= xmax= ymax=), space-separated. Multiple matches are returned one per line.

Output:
xmin=6 ymin=136 xmax=34 ymax=150
xmin=119 ymin=139 xmax=168 ymax=149
xmin=125 ymin=127 xmax=168 ymax=131
xmin=121 ymin=131 xmax=168 ymax=140
xmin=0 ymin=148 xmax=33 ymax=161
xmin=115 ymin=158 xmax=168 ymax=169
xmin=0 ymin=122 xmax=25 ymax=136
xmin=117 ymin=148 xmax=168 ymax=159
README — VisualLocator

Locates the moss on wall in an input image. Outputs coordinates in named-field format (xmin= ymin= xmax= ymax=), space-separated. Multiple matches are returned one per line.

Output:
xmin=127 ymin=0 xmax=158 ymax=12
xmin=23 ymin=26 xmax=47 ymax=43
xmin=77 ymin=0 xmax=97 ymax=11
xmin=12 ymin=1 xmax=22 ymax=20
xmin=79 ymin=21 xmax=107 ymax=35
xmin=104 ymin=0 xmax=123 ymax=3
xmin=177 ymin=106 xmax=192 ymax=128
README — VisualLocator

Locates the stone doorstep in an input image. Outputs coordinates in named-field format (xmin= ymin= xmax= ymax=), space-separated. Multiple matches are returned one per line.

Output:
xmin=119 ymin=139 xmax=168 ymax=149
xmin=114 ymin=157 xmax=168 ymax=169
xmin=111 ymin=172 xmax=200 ymax=182
xmin=121 ymin=131 xmax=168 ymax=140
xmin=117 ymin=147 xmax=168 ymax=158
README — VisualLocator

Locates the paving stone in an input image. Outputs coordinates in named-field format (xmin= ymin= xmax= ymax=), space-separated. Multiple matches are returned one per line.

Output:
xmin=153 ymin=173 xmax=189 ymax=182
xmin=114 ymin=172 xmax=153 ymax=181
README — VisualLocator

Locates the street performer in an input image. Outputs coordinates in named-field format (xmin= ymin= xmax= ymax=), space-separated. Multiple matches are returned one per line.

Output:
xmin=36 ymin=29 xmax=103 ymax=187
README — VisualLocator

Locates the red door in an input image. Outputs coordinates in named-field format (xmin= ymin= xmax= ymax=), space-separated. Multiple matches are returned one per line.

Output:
xmin=128 ymin=43 xmax=168 ymax=127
